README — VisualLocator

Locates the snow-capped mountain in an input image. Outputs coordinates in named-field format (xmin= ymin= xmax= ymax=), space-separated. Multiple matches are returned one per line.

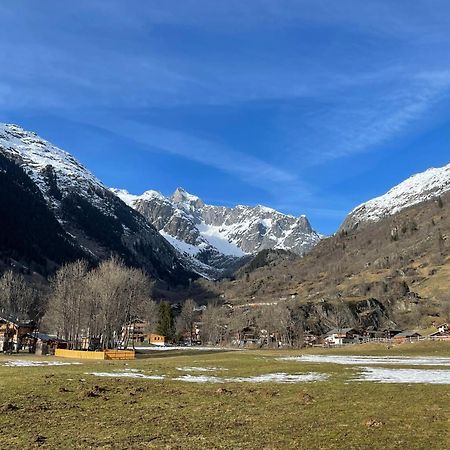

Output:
xmin=0 ymin=124 xmax=110 ymax=212
xmin=341 ymin=162 xmax=450 ymax=231
xmin=113 ymin=187 xmax=321 ymax=276
xmin=0 ymin=124 xmax=194 ymax=283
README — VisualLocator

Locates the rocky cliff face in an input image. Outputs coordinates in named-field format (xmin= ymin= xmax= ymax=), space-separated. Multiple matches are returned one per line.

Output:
xmin=113 ymin=187 xmax=321 ymax=277
xmin=0 ymin=124 xmax=194 ymax=284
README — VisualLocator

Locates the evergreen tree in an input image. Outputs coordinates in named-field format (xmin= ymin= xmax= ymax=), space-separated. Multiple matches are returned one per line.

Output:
xmin=157 ymin=301 xmax=174 ymax=340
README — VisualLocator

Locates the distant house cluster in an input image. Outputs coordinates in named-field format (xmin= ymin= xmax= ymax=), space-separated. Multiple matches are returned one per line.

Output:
xmin=228 ymin=324 xmax=450 ymax=348
xmin=321 ymin=325 xmax=449 ymax=347
xmin=2 ymin=310 xmax=449 ymax=355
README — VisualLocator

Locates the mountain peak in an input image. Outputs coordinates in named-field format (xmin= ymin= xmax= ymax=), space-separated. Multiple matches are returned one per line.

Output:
xmin=0 ymin=122 xmax=104 ymax=199
xmin=122 ymin=186 xmax=321 ymax=277
xmin=171 ymin=187 xmax=203 ymax=205
xmin=341 ymin=161 xmax=450 ymax=231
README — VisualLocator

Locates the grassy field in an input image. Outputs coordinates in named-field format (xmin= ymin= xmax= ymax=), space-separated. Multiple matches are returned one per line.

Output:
xmin=0 ymin=342 xmax=449 ymax=449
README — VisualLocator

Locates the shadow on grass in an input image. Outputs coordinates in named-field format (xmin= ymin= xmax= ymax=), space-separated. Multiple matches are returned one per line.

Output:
xmin=135 ymin=349 xmax=235 ymax=359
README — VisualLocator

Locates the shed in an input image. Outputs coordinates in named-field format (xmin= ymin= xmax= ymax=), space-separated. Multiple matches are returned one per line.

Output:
xmin=148 ymin=333 xmax=166 ymax=346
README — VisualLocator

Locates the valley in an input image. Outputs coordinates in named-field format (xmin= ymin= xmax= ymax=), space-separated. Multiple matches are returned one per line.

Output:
xmin=1 ymin=123 xmax=450 ymax=337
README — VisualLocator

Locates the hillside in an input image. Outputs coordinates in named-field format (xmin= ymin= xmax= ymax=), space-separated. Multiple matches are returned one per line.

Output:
xmin=183 ymin=190 xmax=450 ymax=332
xmin=0 ymin=124 xmax=194 ymax=284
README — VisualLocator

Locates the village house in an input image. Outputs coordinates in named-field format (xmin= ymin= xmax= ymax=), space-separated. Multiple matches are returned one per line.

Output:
xmin=0 ymin=315 xmax=35 ymax=353
xmin=121 ymin=319 xmax=148 ymax=345
xmin=324 ymin=328 xmax=360 ymax=346
xmin=302 ymin=332 xmax=319 ymax=346
xmin=429 ymin=323 xmax=450 ymax=341
xmin=393 ymin=331 xmax=421 ymax=343
xmin=363 ymin=328 xmax=403 ymax=340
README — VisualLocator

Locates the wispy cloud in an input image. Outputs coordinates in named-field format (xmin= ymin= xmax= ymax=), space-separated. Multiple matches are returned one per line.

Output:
xmin=76 ymin=114 xmax=311 ymax=198
xmin=271 ymin=65 xmax=450 ymax=171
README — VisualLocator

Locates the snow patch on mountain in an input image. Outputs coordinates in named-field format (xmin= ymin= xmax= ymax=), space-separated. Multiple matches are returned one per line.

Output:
xmin=0 ymin=123 xmax=115 ymax=218
xmin=196 ymin=223 xmax=245 ymax=257
xmin=160 ymin=231 xmax=200 ymax=256
xmin=0 ymin=123 xmax=104 ymax=196
xmin=342 ymin=162 xmax=450 ymax=230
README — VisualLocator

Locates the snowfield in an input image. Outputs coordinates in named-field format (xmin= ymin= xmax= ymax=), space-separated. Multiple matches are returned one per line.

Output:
xmin=355 ymin=367 xmax=450 ymax=384
xmin=173 ymin=372 xmax=328 ymax=384
xmin=280 ymin=355 xmax=450 ymax=366
xmin=3 ymin=360 xmax=82 ymax=367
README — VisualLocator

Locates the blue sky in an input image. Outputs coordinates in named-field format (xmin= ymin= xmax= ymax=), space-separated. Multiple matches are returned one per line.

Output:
xmin=1 ymin=1 xmax=450 ymax=234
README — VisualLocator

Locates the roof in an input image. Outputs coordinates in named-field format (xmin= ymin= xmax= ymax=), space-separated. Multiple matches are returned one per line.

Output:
xmin=27 ymin=332 xmax=66 ymax=343
xmin=0 ymin=314 xmax=35 ymax=328
xmin=394 ymin=331 xmax=421 ymax=337
xmin=326 ymin=328 xmax=356 ymax=336
xmin=429 ymin=331 xmax=450 ymax=337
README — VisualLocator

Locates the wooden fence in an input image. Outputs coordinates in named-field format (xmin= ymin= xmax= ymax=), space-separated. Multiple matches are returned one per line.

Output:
xmin=55 ymin=349 xmax=135 ymax=360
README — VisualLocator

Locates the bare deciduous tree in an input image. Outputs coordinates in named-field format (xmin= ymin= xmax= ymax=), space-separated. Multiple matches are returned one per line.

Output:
xmin=201 ymin=303 xmax=228 ymax=345
xmin=46 ymin=257 xmax=152 ymax=349
xmin=257 ymin=303 xmax=293 ymax=347
xmin=47 ymin=260 xmax=89 ymax=348
xmin=0 ymin=270 xmax=39 ymax=321
xmin=139 ymin=298 xmax=159 ymax=336
xmin=175 ymin=298 xmax=197 ymax=343
xmin=87 ymin=257 xmax=151 ymax=349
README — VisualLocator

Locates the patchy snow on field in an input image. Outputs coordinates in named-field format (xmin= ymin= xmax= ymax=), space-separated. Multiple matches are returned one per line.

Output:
xmin=174 ymin=374 xmax=224 ymax=383
xmin=173 ymin=372 xmax=328 ymax=384
xmin=280 ymin=355 xmax=450 ymax=366
xmin=88 ymin=371 xmax=164 ymax=380
xmin=3 ymin=360 xmax=82 ymax=367
xmin=355 ymin=367 xmax=450 ymax=384
xmin=177 ymin=367 xmax=229 ymax=372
